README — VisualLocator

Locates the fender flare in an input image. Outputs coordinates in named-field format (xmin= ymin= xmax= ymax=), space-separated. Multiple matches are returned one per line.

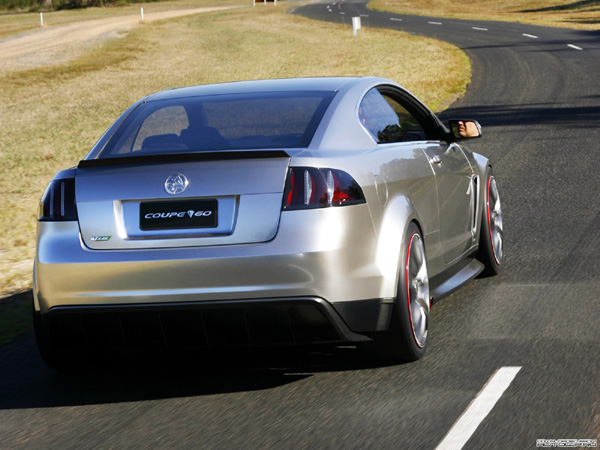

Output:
xmin=471 ymin=152 xmax=492 ymax=242
xmin=374 ymin=194 xmax=422 ymax=299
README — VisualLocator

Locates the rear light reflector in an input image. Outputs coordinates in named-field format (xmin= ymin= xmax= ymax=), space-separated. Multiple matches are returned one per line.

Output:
xmin=283 ymin=167 xmax=365 ymax=210
xmin=39 ymin=178 xmax=77 ymax=221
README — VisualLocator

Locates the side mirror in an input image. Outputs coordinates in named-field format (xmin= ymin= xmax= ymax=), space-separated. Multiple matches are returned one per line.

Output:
xmin=448 ymin=119 xmax=482 ymax=140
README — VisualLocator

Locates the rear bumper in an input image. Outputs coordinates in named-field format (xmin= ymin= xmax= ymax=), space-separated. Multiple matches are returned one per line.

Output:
xmin=34 ymin=205 xmax=397 ymax=340
xmin=36 ymin=297 xmax=393 ymax=352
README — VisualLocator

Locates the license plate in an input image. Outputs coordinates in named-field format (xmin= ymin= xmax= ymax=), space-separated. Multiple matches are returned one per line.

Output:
xmin=140 ymin=199 xmax=218 ymax=230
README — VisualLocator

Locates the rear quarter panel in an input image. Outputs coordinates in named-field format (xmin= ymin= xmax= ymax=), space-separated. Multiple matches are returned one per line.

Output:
xmin=291 ymin=141 xmax=441 ymax=300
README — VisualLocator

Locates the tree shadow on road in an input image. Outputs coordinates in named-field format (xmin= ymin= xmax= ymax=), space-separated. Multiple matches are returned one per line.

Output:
xmin=0 ymin=327 xmax=393 ymax=410
xmin=439 ymin=100 xmax=600 ymax=129
xmin=0 ymin=289 xmax=33 ymax=345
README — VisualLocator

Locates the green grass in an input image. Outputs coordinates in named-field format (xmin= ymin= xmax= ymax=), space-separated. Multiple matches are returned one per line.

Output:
xmin=369 ymin=0 xmax=600 ymax=30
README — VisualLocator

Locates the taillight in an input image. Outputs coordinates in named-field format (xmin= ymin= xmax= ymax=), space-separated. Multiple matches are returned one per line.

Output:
xmin=39 ymin=178 xmax=77 ymax=221
xmin=283 ymin=167 xmax=365 ymax=210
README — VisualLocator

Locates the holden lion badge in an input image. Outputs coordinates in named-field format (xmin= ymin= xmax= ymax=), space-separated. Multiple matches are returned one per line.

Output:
xmin=165 ymin=174 xmax=189 ymax=195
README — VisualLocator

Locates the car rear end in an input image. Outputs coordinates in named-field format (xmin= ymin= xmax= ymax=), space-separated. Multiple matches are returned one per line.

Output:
xmin=33 ymin=80 xmax=390 ymax=367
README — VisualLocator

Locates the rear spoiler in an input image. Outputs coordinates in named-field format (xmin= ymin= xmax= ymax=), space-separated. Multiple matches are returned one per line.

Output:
xmin=78 ymin=150 xmax=290 ymax=169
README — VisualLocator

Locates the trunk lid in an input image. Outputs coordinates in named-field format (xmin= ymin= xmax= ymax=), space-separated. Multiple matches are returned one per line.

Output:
xmin=75 ymin=152 xmax=290 ymax=250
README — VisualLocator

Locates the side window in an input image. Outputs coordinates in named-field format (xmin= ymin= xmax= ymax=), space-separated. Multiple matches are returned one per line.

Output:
xmin=382 ymin=94 xmax=427 ymax=140
xmin=358 ymin=88 xmax=426 ymax=144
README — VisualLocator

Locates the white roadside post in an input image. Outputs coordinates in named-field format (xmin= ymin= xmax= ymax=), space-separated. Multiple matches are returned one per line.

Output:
xmin=255 ymin=0 xmax=276 ymax=9
xmin=141 ymin=7 xmax=144 ymax=23
xmin=40 ymin=12 xmax=43 ymax=27
xmin=352 ymin=16 xmax=361 ymax=36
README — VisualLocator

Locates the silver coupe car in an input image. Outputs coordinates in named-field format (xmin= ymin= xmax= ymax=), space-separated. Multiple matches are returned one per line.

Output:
xmin=34 ymin=77 xmax=503 ymax=370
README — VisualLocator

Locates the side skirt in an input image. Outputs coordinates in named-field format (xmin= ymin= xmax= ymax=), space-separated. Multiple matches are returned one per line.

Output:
xmin=429 ymin=258 xmax=484 ymax=305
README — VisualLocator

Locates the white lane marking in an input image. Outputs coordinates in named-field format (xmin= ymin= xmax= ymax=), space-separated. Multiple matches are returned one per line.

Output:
xmin=339 ymin=11 xmax=345 ymax=14
xmin=472 ymin=27 xmax=488 ymax=31
xmin=435 ymin=366 xmax=522 ymax=450
xmin=522 ymin=33 xmax=538 ymax=39
xmin=429 ymin=21 xmax=443 ymax=25
xmin=390 ymin=18 xmax=403 ymax=22
xmin=360 ymin=14 xmax=369 ymax=17
xmin=568 ymin=44 xmax=583 ymax=50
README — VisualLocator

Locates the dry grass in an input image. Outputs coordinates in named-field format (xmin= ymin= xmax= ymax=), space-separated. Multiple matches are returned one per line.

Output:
xmin=0 ymin=0 xmax=242 ymax=38
xmin=0 ymin=2 xmax=470 ymax=296
xmin=370 ymin=0 xmax=600 ymax=30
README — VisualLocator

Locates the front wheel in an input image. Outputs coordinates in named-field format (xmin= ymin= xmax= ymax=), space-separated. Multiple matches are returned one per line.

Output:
xmin=372 ymin=222 xmax=430 ymax=362
xmin=477 ymin=170 xmax=503 ymax=276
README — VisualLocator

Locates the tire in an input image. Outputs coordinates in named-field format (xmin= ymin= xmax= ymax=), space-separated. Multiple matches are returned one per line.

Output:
xmin=372 ymin=222 xmax=430 ymax=362
xmin=477 ymin=169 xmax=503 ymax=276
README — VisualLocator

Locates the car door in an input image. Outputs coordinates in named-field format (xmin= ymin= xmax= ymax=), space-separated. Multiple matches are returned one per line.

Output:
xmin=369 ymin=86 xmax=476 ymax=264
xmin=421 ymin=143 xmax=476 ymax=262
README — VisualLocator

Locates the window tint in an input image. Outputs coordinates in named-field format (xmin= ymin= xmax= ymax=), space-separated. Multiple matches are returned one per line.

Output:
xmin=132 ymin=106 xmax=189 ymax=152
xmin=98 ymin=91 xmax=335 ymax=158
xmin=358 ymin=88 xmax=426 ymax=143
xmin=203 ymin=96 xmax=325 ymax=145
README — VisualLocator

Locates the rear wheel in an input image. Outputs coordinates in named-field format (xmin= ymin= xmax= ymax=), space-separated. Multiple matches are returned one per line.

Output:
xmin=477 ymin=170 xmax=503 ymax=276
xmin=373 ymin=222 xmax=430 ymax=362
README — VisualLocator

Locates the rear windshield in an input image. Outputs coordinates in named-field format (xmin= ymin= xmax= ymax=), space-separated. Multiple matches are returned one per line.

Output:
xmin=97 ymin=91 xmax=335 ymax=158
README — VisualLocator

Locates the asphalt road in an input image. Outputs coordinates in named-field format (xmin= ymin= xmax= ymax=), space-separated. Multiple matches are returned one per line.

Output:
xmin=1 ymin=1 xmax=600 ymax=448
